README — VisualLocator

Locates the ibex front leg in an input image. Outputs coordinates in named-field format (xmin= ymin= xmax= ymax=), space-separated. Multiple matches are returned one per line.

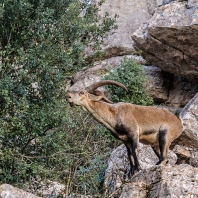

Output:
xmin=124 ymin=135 xmax=140 ymax=177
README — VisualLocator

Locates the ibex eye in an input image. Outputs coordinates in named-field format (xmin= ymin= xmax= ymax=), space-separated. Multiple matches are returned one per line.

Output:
xmin=80 ymin=91 xmax=84 ymax=95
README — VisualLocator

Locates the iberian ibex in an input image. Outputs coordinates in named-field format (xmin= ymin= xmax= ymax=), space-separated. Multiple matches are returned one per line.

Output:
xmin=67 ymin=80 xmax=183 ymax=176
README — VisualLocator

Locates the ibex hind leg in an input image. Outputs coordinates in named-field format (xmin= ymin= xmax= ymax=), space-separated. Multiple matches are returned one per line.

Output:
xmin=156 ymin=128 xmax=169 ymax=165
xmin=151 ymin=146 xmax=160 ymax=159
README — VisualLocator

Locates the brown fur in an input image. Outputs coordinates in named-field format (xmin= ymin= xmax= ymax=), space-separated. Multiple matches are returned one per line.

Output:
xmin=67 ymin=89 xmax=183 ymax=176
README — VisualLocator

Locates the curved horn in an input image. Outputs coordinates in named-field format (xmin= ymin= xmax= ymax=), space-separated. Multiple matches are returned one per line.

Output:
xmin=85 ymin=80 xmax=128 ymax=93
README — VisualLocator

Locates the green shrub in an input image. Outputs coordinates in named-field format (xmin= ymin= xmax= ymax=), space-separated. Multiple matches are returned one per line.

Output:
xmin=104 ymin=57 xmax=153 ymax=105
xmin=0 ymin=0 xmax=117 ymax=193
xmin=17 ymin=105 xmax=119 ymax=197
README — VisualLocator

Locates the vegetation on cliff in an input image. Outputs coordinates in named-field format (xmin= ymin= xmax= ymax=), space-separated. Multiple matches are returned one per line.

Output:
xmin=104 ymin=57 xmax=153 ymax=106
xmin=0 ymin=0 xmax=116 ymax=192
xmin=0 ymin=0 xmax=151 ymax=196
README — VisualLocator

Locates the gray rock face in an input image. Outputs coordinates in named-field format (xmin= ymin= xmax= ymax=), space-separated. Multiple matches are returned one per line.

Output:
xmin=104 ymin=144 xmax=177 ymax=196
xmin=132 ymin=1 xmax=198 ymax=82
xmin=173 ymin=145 xmax=198 ymax=166
xmin=144 ymin=66 xmax=198 ymax=107
xmin=97 ymin=0 xmax=159 ymax=57
xmin=34 ymin=180 xmax=65 ymax=198
xmin=144 ymin=66 xmax=171 ymax=102
xmin=168 ymin=76 xmax=198 ymax=107
xmin=189 ymin=0 xmax=198 ymax=7
xmin=173 ymin=92 xmax=198 ymax=148
xmin=0 ymin=184 xmax=40 ymax=198
xmin=119 ymin=165 xmax=198 ymax=198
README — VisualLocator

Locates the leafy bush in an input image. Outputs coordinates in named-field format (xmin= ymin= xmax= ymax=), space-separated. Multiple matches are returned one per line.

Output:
xmin=0 ymin=0 xmax=117 ymax=192
xmin=20 ymin=106 xmax=119 ymax=197
xmin=104 ymin=57 xmax=153 ymax=105
xmin=57 ymin=107 xmax=119 ymax=196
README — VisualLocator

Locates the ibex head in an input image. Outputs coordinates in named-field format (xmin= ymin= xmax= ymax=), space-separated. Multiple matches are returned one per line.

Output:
xmin=67 ymin=80 xmax=128 ymax=107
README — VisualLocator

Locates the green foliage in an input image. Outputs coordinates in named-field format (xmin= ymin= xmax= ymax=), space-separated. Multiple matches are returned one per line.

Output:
xmin=104 ymin=57 xmax=153 ymax=105
xmin=57 ymin=108 xmax=119 ymax=196
xmin=2 ymin=106 xmax=119 ymax=196
xmin=0 ymin=0 xmax=117 ymax=192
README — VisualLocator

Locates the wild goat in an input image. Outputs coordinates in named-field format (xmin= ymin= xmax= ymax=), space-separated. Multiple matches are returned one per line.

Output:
xmin=67 ymin=80 xmax=183 ymax=177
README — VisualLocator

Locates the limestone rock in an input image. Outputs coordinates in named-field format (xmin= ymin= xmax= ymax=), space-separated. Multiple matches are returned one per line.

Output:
xmin=97 ymin=0 xmax=159 ymax=57
xmin=25 ymin=180 xmax=65 ymax=198
xmin=0 ymin=184 xmax=40 ymax=198
xmin=144 ymin=66 xmax=171 ymax=102
xmin=188 ymin=0 xmax=198 ymax=7
xmin=132 ymin=1 xmax=198 ymax=82
xmin=157 ymin=0 xmax=175 ymax=7
xmin=119 ymin=165 xmax=198 ymax=198
xmin=68 ymin=194 xmax=92 ymax=198
xmin=139 ymin=66 xmax=197 ymax=107
xmin=104 ymin=144 xmax=177 ymax=195
xmin=173 ymin=92 xmax=198 ymax=148
xmin=36 ymin=181 xmax=65 ymax=198
xmin=168 ymin=76 xmax=198 ymax=107
xmin=173 ymin=145 xmax=198 ymax=166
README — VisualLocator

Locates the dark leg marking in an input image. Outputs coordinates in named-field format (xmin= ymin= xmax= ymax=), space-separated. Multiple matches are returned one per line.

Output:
xmin=116 ymin=124 xmax=140 ymax=177
xmin=127 ymin=136 xmax=140 ymax=177
xmin=131 ymin=138 xmax=140 ymax=169
xmin=115 ymin=123 xmax=129 ymax=135
xmin=156 ymin=128 xmax=167 ymax=165
xmin=151 ymin=146 xmax=160 ymax=159
xmin=124 ymin=143 xmax=136 ymax=178
xmin=125 ymin=144 xmax=134 ymax=173
xmin=143 ymin=129 xmax=157 ymax=136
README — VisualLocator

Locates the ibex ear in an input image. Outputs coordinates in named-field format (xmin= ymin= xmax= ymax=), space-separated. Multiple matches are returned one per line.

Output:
xmin=88 ymin=93 xmax=103 ymax=101
xmin=92 ymin=90 xmax=113 ymax=104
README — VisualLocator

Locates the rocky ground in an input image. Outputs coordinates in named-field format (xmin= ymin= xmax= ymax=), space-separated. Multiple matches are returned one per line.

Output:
xmin=103 ymin=93 xmax=198 ymax=197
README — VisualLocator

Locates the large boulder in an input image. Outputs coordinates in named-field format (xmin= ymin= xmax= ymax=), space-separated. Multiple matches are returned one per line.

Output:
xmin=0 ymin=184 xmax=40 ymax=198
xmin=146 ymin=70 xmax=198 ymax=107
xmin=173 ymin=92 xmax=198 ymax=148
xmin=144 ymin=66 xmax=172 ymax=103
xmin=104 ymin=144 xmax=177 ymax=195
xmin=34 ymin=180 xmax=65 ymax=198
xmin=97 ymin=0 xmax=159 ymax=57
xmin=119 ymin=165 xmax=198 ymax=198
xmin=132 ymin=1 xmax=198 ymax=82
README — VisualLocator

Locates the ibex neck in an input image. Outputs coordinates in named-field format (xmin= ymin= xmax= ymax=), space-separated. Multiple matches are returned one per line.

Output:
xmin=84 ymin=101 xmax=117 ymax=130
xmin=85 ymin=101 xmax=111 ymax=115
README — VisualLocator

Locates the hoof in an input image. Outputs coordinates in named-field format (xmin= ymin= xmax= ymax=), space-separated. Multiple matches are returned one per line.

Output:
xmin=128 ymin=166 xmax=140 ymax=178
xmin=156 ymin=159 xmax=168 ymax=166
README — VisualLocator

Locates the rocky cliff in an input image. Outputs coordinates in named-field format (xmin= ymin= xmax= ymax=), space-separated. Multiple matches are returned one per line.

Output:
xmin=104 ymin=93 xmax=198 ymax=197
xmin=71 ymin=0 xmax=198 ymax=108
xmin=97 ymin=0 xmax=159 ymax=57
xmin=132 ymin=1 xmax=198 ymax=82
